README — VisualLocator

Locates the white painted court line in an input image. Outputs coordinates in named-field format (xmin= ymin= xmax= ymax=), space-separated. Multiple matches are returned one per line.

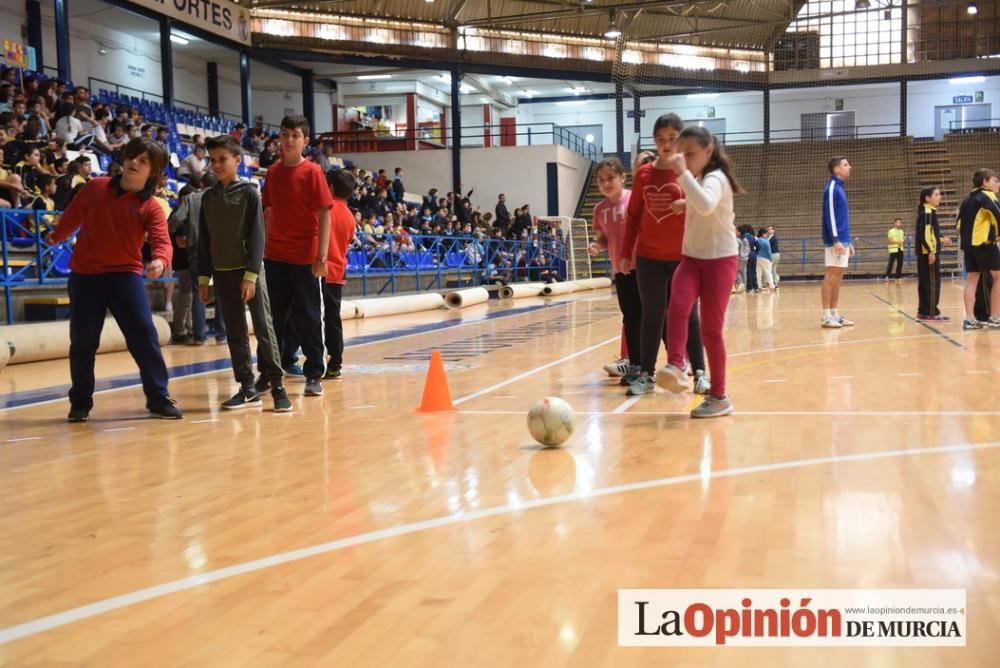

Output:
xmin=2 ymin=438 xmax=998 ymax=646
xmin=965 ymin=370 xmax=991 ymax=375
xmin=761 ymin=379 xmax=786 ymax=384
xmin=5 ymin=436 xmax=42 ymax=443
xmin=189 ymin=419 xmax=218 ymax=424
xmin=459 ymin=409 xmax=1000 ymax=417
xmin=348 ymin=405 xmax=377 ymax=410
xmin=102 ymin=427 xmax=135 ymax=433
xmin=452 ymin=336 xmax=619 ymax=405
xmin=830 ymin=375 xmax=854 ymax=380
xmin=611 ymin=396 xmax=643 ymax=414
xmin=897 ymin=372 xmax=921 ymax=377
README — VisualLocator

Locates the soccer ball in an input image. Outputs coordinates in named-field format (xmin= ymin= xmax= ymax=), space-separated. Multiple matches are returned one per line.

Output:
xmin=527 ymin=397 xmax=575 ymax=447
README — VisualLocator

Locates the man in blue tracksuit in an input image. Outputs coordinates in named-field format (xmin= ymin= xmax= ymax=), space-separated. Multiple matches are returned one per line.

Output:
xmin=821 ymin=156 xmax=855 ymax=329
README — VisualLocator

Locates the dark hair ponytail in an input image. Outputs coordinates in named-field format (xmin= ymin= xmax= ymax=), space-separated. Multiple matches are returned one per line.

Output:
xmin=918 ymin=186 xmax=938 ymax=211
xmin=679 ymin=127 xmax=745 ymax=195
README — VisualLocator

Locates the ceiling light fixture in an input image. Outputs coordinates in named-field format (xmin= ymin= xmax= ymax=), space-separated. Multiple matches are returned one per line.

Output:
xmin=967 ymin=3 xmax=978 ymax=15
xmin=949 ymin=75 xmax=985 ymax=84
xmin=357 ymin=74 xmax=392 ymax=80
xmin=604 ymin=11 xmax=622 ymax=39
xmin=169 ymin=34 xmax=190 ymax=45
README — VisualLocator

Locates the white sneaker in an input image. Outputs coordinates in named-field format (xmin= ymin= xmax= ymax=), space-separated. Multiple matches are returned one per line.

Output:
xmin=693 ymin=370 xmax=711 ymax=395
xmin=655 ymin=363 xmax=691 ymax=393
xmin=603 ymin=358 xmax=630 ymax=377
xmin=837 ymin=315 xmax=855 ymax=327
xmin=821 ymin=316 xmax=842 ymax=329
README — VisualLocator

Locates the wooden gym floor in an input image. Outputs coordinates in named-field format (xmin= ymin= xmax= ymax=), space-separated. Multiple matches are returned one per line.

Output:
xmin=1 ymin=280 xmax=998 ymax=666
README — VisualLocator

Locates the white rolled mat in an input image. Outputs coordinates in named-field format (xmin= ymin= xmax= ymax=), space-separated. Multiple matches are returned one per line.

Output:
xmin=0 ymin=339 xmax=10 ymax=372
xmin=0 ymin=315 xmax=171 ymax=365
xmin=341 ymin=300 xmax=359 ymax=320
xmin=572 ymin=277 xmax=613 ymax=290
xmin=498 ymin=282 xmax=545 ymax=299
xmin=444 ymin=287 xmax=490 ymax=309
xmin=541 ymin=282 xmax=580 ymax=296
xmin=354 ymin=292 xmax=445 ymax=318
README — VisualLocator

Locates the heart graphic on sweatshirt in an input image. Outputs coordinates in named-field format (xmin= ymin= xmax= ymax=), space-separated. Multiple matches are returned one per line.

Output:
xmin=643 ymin=183 xmax=684 ymax=225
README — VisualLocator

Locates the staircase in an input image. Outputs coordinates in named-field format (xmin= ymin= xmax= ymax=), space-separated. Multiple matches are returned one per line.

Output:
xmin=572 ymin=169 xmax=621 ymax=279
xmin=911 ymin=138 xmax=959 ymax=274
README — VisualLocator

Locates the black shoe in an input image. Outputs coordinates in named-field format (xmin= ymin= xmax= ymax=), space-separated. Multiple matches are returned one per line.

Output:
xmin=148 ymin=397 xmax=183 ymax=419
xmin=215 ymin=336 xmax=228 ymax=344
xmin=67 ymin=406 xmax=90 ymax=422
xmin=222 ymin=388 xmax=262 ymax=410
xmin=254 ymin=375 xmax=271 ymax=393
xmin=186 ymin=338 xmax=207 ymax=347
xmin=170 ymin=335 xmax=191 ymax=345
xmin=323 ymin=365 xmax=342 ymax=380
xmin=304 ymin=377 xmax=324 ymax=396
xmin=272 ymin=386 xmax=292 ymax=412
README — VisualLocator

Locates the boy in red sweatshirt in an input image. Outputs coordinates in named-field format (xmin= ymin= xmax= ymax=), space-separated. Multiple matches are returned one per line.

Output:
xmin=261 ymin=115 xmax=333 ymax=397
xmin=47 ymin=137 xmax=183 ymax=421
xmin=321 ymin=169 xmax=359 ymax=379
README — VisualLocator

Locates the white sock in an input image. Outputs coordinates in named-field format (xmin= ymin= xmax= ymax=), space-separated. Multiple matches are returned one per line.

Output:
xmin=831 ymin=309 xmax=839 ymax=318
xmin=823 ymin=309 xmax=832 ymax=319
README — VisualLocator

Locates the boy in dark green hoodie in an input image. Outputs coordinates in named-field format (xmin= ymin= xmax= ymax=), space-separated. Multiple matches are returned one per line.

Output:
xmin=198 ymin=135 xmax=291 ymax=412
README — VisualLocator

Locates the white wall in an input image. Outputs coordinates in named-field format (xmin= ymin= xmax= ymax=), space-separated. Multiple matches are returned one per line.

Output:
xmin=518 ymin=91 xmax=765 ymax=149
xmin=907 ymin=75 xmax=1000 ymax=138
xmin=336 ymin=145 xmax=593 ymax=218
xmin=771 ymin=83 xmax=901 ymax=136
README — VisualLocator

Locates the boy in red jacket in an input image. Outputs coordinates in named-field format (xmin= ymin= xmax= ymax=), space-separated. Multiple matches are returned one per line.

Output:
xmin=322 ymin=169 xmax=358 ymax=379
xmin=47 ymin=137 xmax=183 ymax=421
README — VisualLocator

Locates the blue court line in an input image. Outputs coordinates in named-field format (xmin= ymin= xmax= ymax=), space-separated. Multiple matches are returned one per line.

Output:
xmin=0 ymin=300 xmax=570 ymax=411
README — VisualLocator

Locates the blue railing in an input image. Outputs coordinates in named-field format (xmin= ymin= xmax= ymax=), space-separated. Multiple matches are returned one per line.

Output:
xmin=788 ymin=234 xmax=961 ymax=276
xmin=1 ymin=209 xmax=179 ymax=325
xmin=2 ymin=213 xmax=571 ymax=322
xmin=344 ymin=232 xmax=570 ymax=296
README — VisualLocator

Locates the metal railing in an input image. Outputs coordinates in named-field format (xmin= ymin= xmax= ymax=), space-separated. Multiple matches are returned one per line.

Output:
xmin=343 ymin=231 xmax=570 ymax=296
xmin=89 ymin=77 xmax=165 ymax=105
xmin=784 ymin=233 xmax=962 ymax=278
xmin=948 ymin=118 xmax=1000 ymax=134
xmin=319 ymin=123 xmax=599 ymax=161
xmin=1 ymin=209 xmax=175 ymax=324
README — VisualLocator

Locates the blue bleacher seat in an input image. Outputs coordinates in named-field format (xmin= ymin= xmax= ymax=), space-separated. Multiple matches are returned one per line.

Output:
xmin=51 ymin=245 xmax=72 ymax=277
xmin=5 ymin=211 xmax=37 ymax=248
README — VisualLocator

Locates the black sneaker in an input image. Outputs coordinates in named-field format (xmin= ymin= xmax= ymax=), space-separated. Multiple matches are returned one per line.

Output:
xmin=323 ymin=365 xmax=342 ymax=380
xmin=304 ymin=377 xmax=323 ymax=396
xmin=254 ymin=375 xmax=271 ymax=393
xmin=148 ymin=397 xmax=183 ymax=419
xmin=222 ymin=388 xmax=262 ymax=410
xmin=67 ymin=406 xmax=90 ymax=422
xmin=272 ymin=386 xmax=292 ymax=412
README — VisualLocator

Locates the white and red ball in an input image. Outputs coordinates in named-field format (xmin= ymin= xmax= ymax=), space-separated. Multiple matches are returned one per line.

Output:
xmin=526 ymin=397 xmax=575 ymax=447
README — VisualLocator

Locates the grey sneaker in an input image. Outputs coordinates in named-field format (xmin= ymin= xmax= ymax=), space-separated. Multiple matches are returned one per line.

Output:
xmin=626 ymin=372 xmax=655 ymax=396
xmin=821 ymin=316 xmax=842 ymax=329
xmin=963 ymin=319 xmax=985 ymax=331
xmin=655 ymin=363 xmax=691 ymax=393
xmin=691 ymin=395 xmax=734 ymax=418
xmin=693 ymin=370 xmax=711 ymax=395
xmin=987 ymin=317 xmax=1000 ymax=330
xmin=304 ymin=377 xmax=324 ymax=396
xmin=618 ymin=364 xmax=641 ymax=386
xmin=836 ymin=314 xmax=855 ymax=327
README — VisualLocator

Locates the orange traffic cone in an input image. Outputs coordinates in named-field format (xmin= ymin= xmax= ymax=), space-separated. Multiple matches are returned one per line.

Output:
xmin=416 ymin=351 xmax=457 ymax=413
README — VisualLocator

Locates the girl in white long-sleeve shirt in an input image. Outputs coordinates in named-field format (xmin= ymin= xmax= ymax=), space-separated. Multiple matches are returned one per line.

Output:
xmin=654 ymin=126 xmax=743 ymax=418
